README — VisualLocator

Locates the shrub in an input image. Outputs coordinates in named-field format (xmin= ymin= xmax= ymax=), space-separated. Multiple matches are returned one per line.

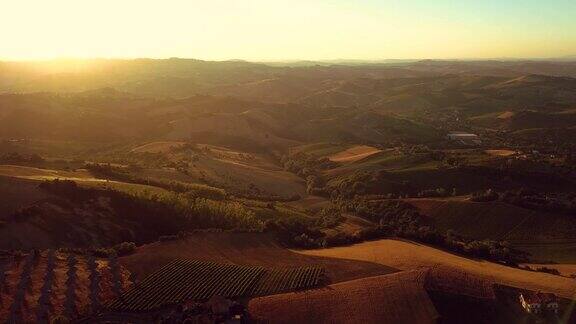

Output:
xmin=470 ymin=189 xmax=499 ymax=202
xmin=292 ymin=233 xmax=320 ymax=249
xmin=354 ymin=225 xmax=392 ymax=241
xmin=50 ymin=315 xmax=70 ymax=324
xmin=417 ymin=188 xmax=449 ymax=198
xmin=92 ymin=248 xmax=116 ymax=258
xmin=115 ymin=242 xmax=137 ymax=256
xmin=158 ymin=235 xmax=178 ymax=242
xmin=535 ymin=267 xmax=561 ymax=276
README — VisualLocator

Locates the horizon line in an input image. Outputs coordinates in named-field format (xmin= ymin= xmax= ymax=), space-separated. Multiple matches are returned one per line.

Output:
xmin=1 ymin=55 xmax=575 ymax=64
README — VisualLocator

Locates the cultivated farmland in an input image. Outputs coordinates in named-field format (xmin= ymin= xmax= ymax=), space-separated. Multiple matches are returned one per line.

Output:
xmin=407 ymin=198 xmax=576 ymax=242
xmin=118 ymin=232 xmax=396 ymax=283
xmin=249 ymin=267 xmax=324 ymax=296
xmin=248 ymin=270 xmax=439 ymax=324
xmin=300 ymin=239 xmax=576 ymax=299
xmin=406 ymin=198 xmax=576 ymax=262
xmin=328 ymin=145 xmax=382 ymax=163
xmin=107 ymin=259 xmax=325 ymax=312
xmin=0 ymin=251 xmax=131 ymax=323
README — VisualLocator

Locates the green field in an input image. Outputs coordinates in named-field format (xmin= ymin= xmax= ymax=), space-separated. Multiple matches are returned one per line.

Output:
xmin=289 ymin=142 xmax=351 ymax=158
xmin=408 ymin=199 xmax=576 ymax=263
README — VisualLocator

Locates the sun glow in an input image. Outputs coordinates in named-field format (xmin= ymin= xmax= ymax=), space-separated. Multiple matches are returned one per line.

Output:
xmin=1 ymin=0 xmax=576 ymax=61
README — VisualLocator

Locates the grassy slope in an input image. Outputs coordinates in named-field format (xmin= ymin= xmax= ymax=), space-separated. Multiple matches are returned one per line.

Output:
xmin=323 ymin=150 xmax=504 ymax=195
xmin=0 ymin=166 xmax=177 ymax=249
xmin=328 ymin=145 xmax=382 ymax=163
xmin=130 ymin=141 xmax=186 ymax=153
xmin=135 ymin=144 xmax=307 ymax=198
xmin=289 ymin=142 xmax=351 ymax=158
xmin=0 ymin=175 xmax=49 ymax=217
xmin=0 ymin=164 xmax=96 ymax=180
xmin=0 ymin=164 xmax=167 ymax=195
xmin=407 ymin=198 xmax=576 ymax=263
xmin=0 ymin=164 xmax=309 ymax=250
xmin=300 ymin=239 xmax=576 ymax=299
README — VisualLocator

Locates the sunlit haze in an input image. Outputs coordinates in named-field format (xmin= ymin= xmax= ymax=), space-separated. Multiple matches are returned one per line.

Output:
xmin=2 ymin=0 xmax=576 ymax=61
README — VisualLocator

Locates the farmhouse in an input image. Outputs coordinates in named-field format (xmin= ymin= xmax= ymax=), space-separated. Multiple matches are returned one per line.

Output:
xmin=446 ymin=132 xmax=481 ymax=146
xmin=519 ymin=292 xmax=559 ymax=314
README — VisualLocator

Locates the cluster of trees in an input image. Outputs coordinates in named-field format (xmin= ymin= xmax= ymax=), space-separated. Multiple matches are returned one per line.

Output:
xmin=342 ymin=198 xmax=524 ymax=263
xmin=271 ymin=218 xmax=523 ymax=265
xmin=259 ymin=205 xmax=345 ymax=248
xmin=267 ymin=197 xmax=524 ymax=264
xmin=281 ymin=153 xmax=336 ymax=174
xmin=281 ymin=153 xmax=335 ymax=196
xmin=464 ymin=163 xmax=570 ymax=189
xmin=85 ymin=163 xmax=227 ymax=200
xmin=39 ymin=179 xmax=264 ymax=240
xmin=470 ymin=189 xmax=500 ymax=202
xmin=265 ymin=193 xmax=410 ymax=249
xmin=281 ymin=148 xmax=462 ymax=200
xmin=417 ymin=187 xmax=456 ymax=198
xmin=327 ymin=170 xmax=412 ymax=199
xmin=521 ymin=265 xmax=562 ymax=276
xmin=471 ymin=188 xmax=576 ymax=214
xmin=337 ymin=198 xmax=421 ymax=224
xmin=0 ymin=152 xmax=44 ymax=163
xmin=92 ymin=242 xmax=137 ymax=258
xmin=87 ymin=162 xmax=298 ymax=202
xmin=314 ymin=207 xmax=344 ymax=228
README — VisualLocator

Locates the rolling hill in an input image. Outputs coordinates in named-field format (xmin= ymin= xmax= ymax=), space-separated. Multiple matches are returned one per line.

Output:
xmin=118 ymin=232 xmax=397 ymax=283
xmin=2 ymin=58 xmax=576 ymax=322
xmin=300 ymin=239 xmax=576 ymax=299
xmin=0 ymin=167 xmax=187 ymax=249
xmin=248 ymin=270 xmax=438 ymax=324
xmin=406 ymin=198 xmax=576 ymax=263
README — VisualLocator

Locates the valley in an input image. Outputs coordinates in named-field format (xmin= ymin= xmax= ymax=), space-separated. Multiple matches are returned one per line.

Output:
xmin=1 ymin=58 xmax=576 ymax=323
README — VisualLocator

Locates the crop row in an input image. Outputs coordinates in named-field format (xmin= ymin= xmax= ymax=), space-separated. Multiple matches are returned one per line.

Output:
xmin=108 ymin=260 xmax=266 ymax=312
xmin=249 ymin=267 xmax=325 ymax=296
xmin=425 ymin=266 xmax=496 ymax=299
xmin=0 ymin=251 xmax=125 ymax=323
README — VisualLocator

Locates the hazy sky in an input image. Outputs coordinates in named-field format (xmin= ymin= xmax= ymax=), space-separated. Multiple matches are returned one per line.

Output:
xmin=2 ymin=0 xmax=576 ymax=61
